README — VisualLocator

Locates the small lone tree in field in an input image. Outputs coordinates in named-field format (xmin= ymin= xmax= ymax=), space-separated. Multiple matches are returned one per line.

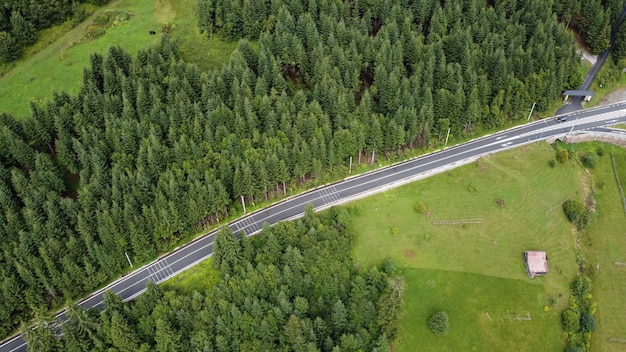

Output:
xmin=428 ymin=311 xmax=450 ymax=335
xmin=414 ymin=201 xmax=427 ymax=213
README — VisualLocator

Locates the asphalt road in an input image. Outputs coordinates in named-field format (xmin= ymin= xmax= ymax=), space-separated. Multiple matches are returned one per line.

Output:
xmin=3 ymin=102 xmax=626 ymax=352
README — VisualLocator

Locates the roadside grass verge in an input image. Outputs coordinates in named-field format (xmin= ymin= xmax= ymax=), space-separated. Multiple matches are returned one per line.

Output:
xmin=584 ymin=146 xmax=626 ymax=351
xmin=349 ymin=142 xmax=585 ymax=351
xmin=161 ymin=258 xmax=219 ymax=295
xmin=0 ymin=0 xmax=237 ymax=119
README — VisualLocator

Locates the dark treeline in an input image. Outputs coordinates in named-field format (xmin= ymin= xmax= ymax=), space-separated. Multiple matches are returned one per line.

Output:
xmin=24 ymin=209 xmax=403 ymax=352
xmin=198 ymin=0 xmax=582 ymax=119
xmin=553 ymin=0 xmax=626 ymax=56
xmin=0 ymin=0 xmax=110 ymax=63
xmin=0 ymin=0 xmax=583 ymax=339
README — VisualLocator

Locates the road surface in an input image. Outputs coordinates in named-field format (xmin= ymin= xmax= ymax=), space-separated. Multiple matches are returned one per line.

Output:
xmin=3 ymin=102 xmax=626 ymax=352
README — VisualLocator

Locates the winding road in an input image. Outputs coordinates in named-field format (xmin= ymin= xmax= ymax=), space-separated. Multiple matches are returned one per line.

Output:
xmin=3 ymin=102 xmax=626 ymax=351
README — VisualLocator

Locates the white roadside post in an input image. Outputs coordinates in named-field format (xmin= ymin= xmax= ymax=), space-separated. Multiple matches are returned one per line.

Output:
xmin=125 ymin=252 xmax=133 ymax=267
xmin=527 ymin=102 xmax=536 ymax=121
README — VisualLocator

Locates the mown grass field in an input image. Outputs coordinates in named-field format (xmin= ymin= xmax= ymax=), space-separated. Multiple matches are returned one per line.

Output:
xmin=0 ymin=0 xmax=237 ymax=119
xmin=350 ymin=142 xmax=586 ymax=351
xmin=584 ymin=146 xmax=626 ymax=352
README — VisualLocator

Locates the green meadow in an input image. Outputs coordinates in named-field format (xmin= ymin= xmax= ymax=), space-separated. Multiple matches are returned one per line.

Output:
xmin=349 ymin=142 xmax=586 ymax=351
xmin=584 ymin=146 xmax=626 ymax=351
xmin=0 ymin=0 xmax=237 ymax=119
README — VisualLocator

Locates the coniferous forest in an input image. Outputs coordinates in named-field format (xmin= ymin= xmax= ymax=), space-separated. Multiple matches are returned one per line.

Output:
xmin=0 ymin=0 xmax=614 ymax=344
xmin=25 ymin=209 xmax=403 ymax=351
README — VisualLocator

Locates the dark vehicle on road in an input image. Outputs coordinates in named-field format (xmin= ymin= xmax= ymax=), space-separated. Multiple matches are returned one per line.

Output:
xmin=556 ymin=116 xmax=568 ymax=122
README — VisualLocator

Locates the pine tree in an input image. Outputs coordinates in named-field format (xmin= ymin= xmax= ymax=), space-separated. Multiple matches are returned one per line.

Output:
xmin=10 ymin=11 xmax=35 ymax=47
xmin=110 ymin=312 xmax=141 ymax=352
xmin=21 ymin=319 xmax=59 ymax=352
xmin=213 ymin=226 xmax=242 ymax=273
xmin=155 ymin=318 xmax=181 ymax=352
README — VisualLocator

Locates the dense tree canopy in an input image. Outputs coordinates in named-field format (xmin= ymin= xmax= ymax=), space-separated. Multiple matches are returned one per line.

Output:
xmin=0 ymin=0 xmax=588 ymax=340
xmin=554 ymin=0 xmax=626 ymax=57
xmin=28 ymin=210 xmax=403 ymax=351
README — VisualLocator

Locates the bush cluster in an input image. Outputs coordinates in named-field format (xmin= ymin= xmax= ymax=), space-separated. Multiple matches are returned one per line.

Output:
xmin=580 ymin=153 xmax=598 ymax=169
xmin=557 ymin=149 xmax=569 ymax=163
xmin=562 ymin=277 xmax=596 ymax=352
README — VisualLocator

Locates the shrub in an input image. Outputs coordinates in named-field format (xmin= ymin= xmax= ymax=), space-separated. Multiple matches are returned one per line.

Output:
xmin=557 ymin=149 xmax=569 ymax=163
xmin=549 ymin=159 xmax=557 ymax=168
xmin=580 ymin=313 xmax=596 ymax=333
xmin=428 ymin=311 xmax=450 ymax=335
xmin=571 ymin=277 xmax=592 ymax=301
xmin=390 ymin=226 xmax=399 ymax=236
xmin=563 ymin=199 xmax=585 ymax=223
xmin=562 ymin=309 xmax=580 ymax=332
xmin=564 ymin=344 xmax=584 ymax=352
xmin=414 ymin=201 xmax=427 ymax=213
xmin=0 ymin=31 xmax=18 ymax=63
xmin=595 ymin=146 xmax=604 ymax=156
xmin=380 ymin=259 xmax=397 ymax=275
xmin=580 ymin=153 xmax=598 ymax=168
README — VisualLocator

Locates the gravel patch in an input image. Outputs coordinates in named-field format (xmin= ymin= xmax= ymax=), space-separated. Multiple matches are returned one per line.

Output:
xmin=597 ymin=88 xmax=626 ymax=106
xmin=579 ymin=50 xmax=597 ymax=65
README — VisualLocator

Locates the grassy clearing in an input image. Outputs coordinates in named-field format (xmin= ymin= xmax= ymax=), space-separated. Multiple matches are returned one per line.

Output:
xmin=349 ymin=142 xmax=587 ymax=351
xmin=0 ymin=0 xmax=237 ymax=119
xmin=161 ymin=258 xmax=219 ymax=294
xmin=584 ymin=146 xmax=626 ymax=351
xmin=164 ymin=0 xmax=239 ymax=73
xmin=0 ymin=0 xmax=159 ymax=118
xmin=398 ymin=269 xmax=563 ymax=352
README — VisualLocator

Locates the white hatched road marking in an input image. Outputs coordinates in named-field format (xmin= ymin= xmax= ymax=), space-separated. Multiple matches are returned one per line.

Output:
xmin=147 ymin=259 xmax=175 ymax=284
xmin=236 ymin=215 xmax=259 ymax=235
xmin=318 ymin=185 xmax=340 ymax=204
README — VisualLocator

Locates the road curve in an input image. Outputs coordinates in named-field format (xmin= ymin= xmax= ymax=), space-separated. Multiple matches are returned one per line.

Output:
xmin=3 ymin=102 xmax=626 ymax=352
